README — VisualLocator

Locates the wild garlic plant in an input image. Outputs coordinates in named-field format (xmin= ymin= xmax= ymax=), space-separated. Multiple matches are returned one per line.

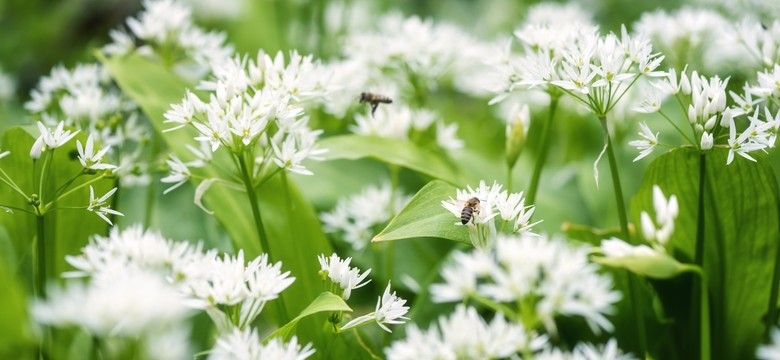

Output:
xmin=162 ymin=50 xmax=331 ymax=260
xmin=630 ymin=66 xmax=779 ymax=165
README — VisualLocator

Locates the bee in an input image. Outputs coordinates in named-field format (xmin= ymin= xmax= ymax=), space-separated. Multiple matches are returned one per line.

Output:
xmin=460 ymin=197 xmax=481 ymax=225
xmin=359 ymin=92 xmax=393 ymax=117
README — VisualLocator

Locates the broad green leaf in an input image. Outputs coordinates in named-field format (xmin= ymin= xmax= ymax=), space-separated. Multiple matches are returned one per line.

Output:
xmin=102 ymin=53 xmax=335 ymax=346
xmin=265 ymin=291 xmax=352 ymax=342
xmin=561 ymin=222 xmax=625 ymax=246
xmin=319 ymin=135 xmax=460 ymax=183
xmin=373 ymin=180 xmax=469 ymax=243
xmin=631 ymin=147 xmax=780 ymax=360
xmin=0 ymin=258 xmax=32 ymax=359
xmin=0 ymin=127 xmax=113 ymax=284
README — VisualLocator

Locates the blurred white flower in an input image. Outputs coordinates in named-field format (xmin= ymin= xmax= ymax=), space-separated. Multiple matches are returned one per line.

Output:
xmin=573 ymin=338 xmax=637 ymax=360
xmin=758 ymin=327 xmax=780 ymax=360
xmin=727 ymin=117 xmax=765 ymax=164
xmin=209 ymin=328 xmax=315 ymax=360
xmin=385 ymin=305 xmax=547 ymax=360
xmin=320 ymin=182 xmax=411 ymax=250
xmin=430 ymin=250 xmax=494 ymax=303
xmin=317 ymin=253 xmax=371 ymax=300
xmin=341 ymin=281 xmax=409 ymax=333
xmin=33 ymin=268 xmax=190 ymax=337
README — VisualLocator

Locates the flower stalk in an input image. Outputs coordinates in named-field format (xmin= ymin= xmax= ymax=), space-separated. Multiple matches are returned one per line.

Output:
xmin=526 ymin=95 xmax=559 ymax=205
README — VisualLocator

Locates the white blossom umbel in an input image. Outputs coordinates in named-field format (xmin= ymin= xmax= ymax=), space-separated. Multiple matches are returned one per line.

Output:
xmin=320 ymin=182 xmax=411 ymax=250
xmin=385 ymin=305 xmax=548 ymax=360
xmin=32 ymin=268 xmax=192 ymax=360
xmin=632 ymin=67 xmax=779 ymax=164
xmin=432 ymin=233 xmax=622 ymax=335
xmin=318 ymin=253 xmax=372 ymax=300
xmin=64 ymin=224 xmax=294 ymax=332
xmin=164 ymin=51 xmax=329 ymax=176
xmin=103 ymin=0 xmax=234 ymax=79
xmin=441 ymin=180 xmax=539 ymax=249
xmin=340 ymin=281 xmax=409 ymax=333
xmin=209 ymin=328 xmax=315 ymax=360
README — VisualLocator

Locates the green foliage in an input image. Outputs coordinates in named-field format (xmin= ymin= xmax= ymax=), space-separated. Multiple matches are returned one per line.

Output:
xmin=320 ymin=135 xmax=460 ymax=183
xmin=373 ymin=180 xmax=469 ymax=244
xmin=631 ymin=147 xmax=780 ymax=359
xmin=266 ymin=291 xmax=352 ymax=342
xmin=0 ymin=256 xmax=32 ymax=359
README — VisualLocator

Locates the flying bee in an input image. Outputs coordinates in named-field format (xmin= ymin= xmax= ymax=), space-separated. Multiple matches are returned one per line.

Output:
xmin=359 ymin=92 xmax=393 ymax=117
xmin=460 ymin=197 xmax=481 ymax=225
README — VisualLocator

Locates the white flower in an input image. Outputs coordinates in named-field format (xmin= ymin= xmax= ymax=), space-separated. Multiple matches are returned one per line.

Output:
xmin=64 ymin=224 xmax=203 ymax=279
xmin=32 ymin=269 xmax=190 ymax=337
xmin=727 ymin=117 xmax=765 ymax=165
xmin=209 ymin=328 xmax=315 ymax=360
xmin=436 ymin=121 xmax=463 ymax=150
xmin=441 ymin=181 xmax=502 ymax=226
xmin=341 ymin=281 xmax=409 ymax=333
xmin=318 ymin=253 xmax=371 ymax=300
xmin=574 ymin=338 xmax=637 ymax=360
xmin=700 ymin=131 xmax=714 ymax=150
xmin=87 ymin=186 xmax=123 ymax=225
xmin=30 ymin=121 xmax=80 ymax=158
xmin=0 ymin=149 xmax=9 ymax=160
xmin=161 ymin=155 xmax=199 ymax=194
xmin=385 ymin=305 xmax=547 ymax=360
xmin=639 ymin=185 xmax=678 ymax=245
xmin=628 ymin=122 xmax=659 ymax=162
xmin=77 ymin=134 xmax=116 ymax=171
xmin=430 ymin=250 xmax=494 ymax=303
xmin=758 ymin=327 xmax=780 ymax=360
xmin=320 ymin=182 xmax=411 ymax=250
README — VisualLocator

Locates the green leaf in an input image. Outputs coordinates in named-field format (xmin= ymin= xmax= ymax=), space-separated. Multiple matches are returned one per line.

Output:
xmin=0 ymin=257 xmax=32 ymax=359
xmin=319 ymin=135 xmax=460 ymax=182
xmin=631 ymin=147 xmax=780 ymax=359
xmin=101 ymin=53 xmax=335 ymax=346
xmin=265 ymin=291 xmax=352 ymax=342
xmin=561 ymin=222 xmax=625 ymax=246
xmin=373 ymin=180 xmax=469 ymax=243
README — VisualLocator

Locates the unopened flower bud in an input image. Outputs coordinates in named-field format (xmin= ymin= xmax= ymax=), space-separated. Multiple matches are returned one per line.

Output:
xmin=506 ymin=104 xmax=530 ymax=169
xmin=700 ymin=131 xmax=713 ymax=150
xmin=704 ymin=115 xmax=717 ymax=130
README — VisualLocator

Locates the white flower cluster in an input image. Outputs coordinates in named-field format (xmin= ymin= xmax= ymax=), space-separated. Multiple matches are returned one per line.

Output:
xmin=104 ymin=0 xmax=234 ymax=79
xmin=431 ymin=233 xmax=622 ymax=335
xmin=758 ymin=327 xmax=780 ymax=360
xmin=318 ymin=253 xmax=409 ymax=333
xmin=631 ymin=67 xmax=780 ymax=164
xmin=320 ymin=182 xmax=411 ymax=250
xmin=25 ymin=63 xmax=149 ymax=184
xmin=736 ymin=19 xmax=780 ymax=69
xmin=441 ymin=180 xmax=538 ymax=248
xmin=491 ymin=19 xmax=664 ymax=117
xmin=33 ymin=268 xmax=193 ymax=359
xmin=386 ymin=305 xmax=632 ymax=360
xmin=163 ymin=51 xmax=329 ymax=177
xmin=351 ymin=104 xmax=464 ymax=150
xmin=598 ymin=185 xmax=683 ymax=279
xmin=209 ymin=328 xmax=315 ymax=360
xmin=65 ymin=225 xmax=295 ymax=332
xmin=635 ymin=8 xmax=740 ymax=73
xmin=385 ymin=305 xmax=546 ymax=359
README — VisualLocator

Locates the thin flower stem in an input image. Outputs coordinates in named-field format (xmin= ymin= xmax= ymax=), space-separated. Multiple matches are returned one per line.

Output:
xmin=0 ymin=204 xmax=35 ymax=215
xmin=38 ymin=151 xmax=52 ymax=202
xmin=506 ymin=162 xmax=513 ymax=194
xmin=526 ymin=96 xmax=559 ymax=205
xmin=53 ymin=174 xmax=108 ymax=205
xmin=0 ymin=167 xmax=28 ymax=199
xmin=353 ymin=328 xmax=382 ymax=360
xmin=658 ymin=110 xmax=696 ymax=145
xmin=35 ymin=214 xmax=46 ymax=299
xmin=766 ymin=207 xmax=780 ymax=340
xmin=144 ymin=133 xmax=160 ymax=228
xmin=599 ymin=116 xmax=647 ymax=354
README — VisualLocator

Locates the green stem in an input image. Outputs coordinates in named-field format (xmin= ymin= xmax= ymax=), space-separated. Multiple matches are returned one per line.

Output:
xmin=35 ymin=214 xmax=46 ymax=299
xmin=237 ymin=153 xmax=289 ymax=324
xmin=506 ymin=162 xmax=513 ymax=194
xmin=144 ymin=132 xmax=161 ymax=228
xmin=237 ymin=153 xmax=272 ymax=259
xmin=526 ymin=96 xmax=559 ymax=205
xmin=694 ymin=154 xmax=709 ymax=359
xmin=599 ymin=116 xmax=647 ymax=354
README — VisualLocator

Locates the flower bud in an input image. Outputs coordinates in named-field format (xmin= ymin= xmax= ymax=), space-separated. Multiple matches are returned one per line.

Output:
xmin=506 ymin=104 xmax=530 ymax=169
xmin=704 ymin=115 xmax=717 ymax=130
xmin=596 ymin=238 xmax=685 ymax=279
xmin=700 ymin=131 xmax=713 ymax=150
